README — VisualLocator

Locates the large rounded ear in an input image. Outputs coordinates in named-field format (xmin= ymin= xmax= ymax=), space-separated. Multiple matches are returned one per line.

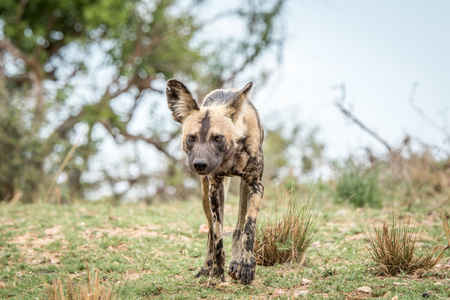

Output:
xmin=226 ymin=82 xmax=253 ymax=120
xmin=166 ymin=79 xmax=200 ymax=123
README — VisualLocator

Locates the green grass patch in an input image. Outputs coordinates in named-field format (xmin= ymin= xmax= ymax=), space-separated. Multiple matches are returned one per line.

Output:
xmin=0 ymin=197 xmax=449 ymax=299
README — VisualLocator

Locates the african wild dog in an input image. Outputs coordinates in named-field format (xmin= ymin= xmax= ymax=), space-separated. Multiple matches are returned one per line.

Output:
xmin=166 ymin=79 xmax=264 ymax=285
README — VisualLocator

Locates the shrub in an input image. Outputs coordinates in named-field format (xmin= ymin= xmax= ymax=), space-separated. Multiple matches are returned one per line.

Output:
xmin=383 ymin=149 xmax=450 ymax=209
xmin=363 ymin=217 xmax=447 ymax=276
xmin=254 ymin=190 xmax=318 ymax=266
xmin=335 ymin=162 xmax=382 ymax=208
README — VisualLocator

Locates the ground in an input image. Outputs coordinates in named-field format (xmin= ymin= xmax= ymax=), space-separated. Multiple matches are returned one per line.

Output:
xmin=0 ymin=193 xmax=449 ymax=299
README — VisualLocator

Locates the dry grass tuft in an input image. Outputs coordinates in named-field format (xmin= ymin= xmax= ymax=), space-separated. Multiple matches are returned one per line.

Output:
xmin=46 ymin=263 xmax=116 ymax=300
xmin=255 ymin=192 xmax=317 ymax=266
xmin=363 ymin=217 xmax=448 ymax=276
xmin=443 ymin=212 xmax=450 ymax=249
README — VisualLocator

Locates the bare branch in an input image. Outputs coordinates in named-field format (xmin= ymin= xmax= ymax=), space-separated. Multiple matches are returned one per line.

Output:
xmin=0 ymin=39 xmax=44 ymax=82
xmin=409 ymin=82 xmax=450 ymax=141
xmin=334 ymin=84 xmax=393 ymax=153
xmin=6 ymin=74 xmax=31 ymax=85
xmin=100 ymin=120 xmax=180 ymax=163
xmin=197 ymin=8 xmax=240 ymax=27
xmin=0 ymin=38 xmax=45 ymax=123
xmin=15 ymin=0 xmax=29 ymax=23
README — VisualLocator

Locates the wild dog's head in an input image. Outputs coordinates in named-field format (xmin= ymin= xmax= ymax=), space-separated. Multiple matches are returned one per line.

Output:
xmin=166 ymin=79 xmax=252 ymax=175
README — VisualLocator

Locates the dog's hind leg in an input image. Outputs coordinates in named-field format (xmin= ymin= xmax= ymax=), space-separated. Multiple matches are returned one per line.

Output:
xmin=195 ymin=175 xmax=214 ymax=278
xmin=228 ymin=178 xmax=249 ymax=280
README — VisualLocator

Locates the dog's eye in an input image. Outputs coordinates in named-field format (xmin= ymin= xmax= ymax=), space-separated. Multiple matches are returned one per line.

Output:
xmin=188 ymin=135 xmax=196 ymax=142
xmin=214 ymin=136 xmax=223 ymax=142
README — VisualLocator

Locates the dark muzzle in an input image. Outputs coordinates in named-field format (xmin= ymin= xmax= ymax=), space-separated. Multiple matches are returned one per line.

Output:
xmin=193 ymin=158 xmax=208 ymax=172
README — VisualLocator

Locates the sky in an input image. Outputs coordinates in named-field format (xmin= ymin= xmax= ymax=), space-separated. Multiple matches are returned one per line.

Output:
xmin=256 ymin=0 xmax=450 ymax=160
xmin=74 ymin=0 xmax=450 ymax=197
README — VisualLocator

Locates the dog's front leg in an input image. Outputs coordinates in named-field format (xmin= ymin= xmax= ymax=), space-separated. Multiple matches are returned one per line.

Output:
xmin=228 ymin=179 xmax=249 ymax=280
xmin=208 ymin=175 xmax=226 ymax=281
xmin=238 ymin=177 xmax=264 ymax=285
xmin=195 ymin=176 xmax=214 ymax=277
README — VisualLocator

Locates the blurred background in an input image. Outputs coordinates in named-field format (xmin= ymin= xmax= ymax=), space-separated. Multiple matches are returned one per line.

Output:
xmin=1 ymin=0 xmax=449 ymax=207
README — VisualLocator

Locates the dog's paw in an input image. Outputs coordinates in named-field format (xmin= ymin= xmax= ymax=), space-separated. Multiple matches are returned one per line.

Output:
xmin=195 ymin=267 xmax=211 ymax=278
xmin=228 ymin=256 xmax=256 ymax=284
xmin=228 ymin=260 xmax=240 ymax=280
xmin=238 ymin=256 xmax=256 ymax=285
xmin=211 ymin=266 xmax=225 ymax=282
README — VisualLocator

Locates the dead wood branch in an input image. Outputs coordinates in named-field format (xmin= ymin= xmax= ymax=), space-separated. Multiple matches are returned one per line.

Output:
xmin=409 ymin=82 xmax=450 ymax=142
xmin=334 ymin=84 xmax=393 ymax=153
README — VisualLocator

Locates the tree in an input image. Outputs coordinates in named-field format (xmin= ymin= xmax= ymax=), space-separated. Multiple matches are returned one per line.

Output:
xmin=0 ymin=0 xmax=285 ymax=202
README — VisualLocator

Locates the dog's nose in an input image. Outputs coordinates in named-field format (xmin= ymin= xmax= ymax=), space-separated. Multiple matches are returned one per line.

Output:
xmin=193 ymin=158 xmax=208 ymax=172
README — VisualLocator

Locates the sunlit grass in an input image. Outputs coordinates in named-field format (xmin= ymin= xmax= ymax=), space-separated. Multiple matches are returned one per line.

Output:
xmin=46 ymin=264 xmax=116 ymax=300
xmin=255 ymin=190 xmax=318 ymax=266
xmin=0 ymin=198 xmax=449 ymax=299
xmin=363 ymin=217 xmax=447 ymax=276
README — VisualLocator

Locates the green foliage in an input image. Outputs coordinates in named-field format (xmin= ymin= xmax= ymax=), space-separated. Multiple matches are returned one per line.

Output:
xmin=0 ymin=0 xmax=286 ymax=202
xmin=262 ymin=124 xmax=325 ymax=189
xmin=0 ymin=89 xmax=49 ymax=202
xmin=335 ymin=161 xmax=383 ymax=208
xmin=262 ymin=127 xmax=290 ymax=182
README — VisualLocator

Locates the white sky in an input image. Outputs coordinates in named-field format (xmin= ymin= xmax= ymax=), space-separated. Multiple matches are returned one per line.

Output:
xmin=256 ymin=0 xmax=450 ymax=159
xmin=79 ymin=0 xmax=450 ymax=198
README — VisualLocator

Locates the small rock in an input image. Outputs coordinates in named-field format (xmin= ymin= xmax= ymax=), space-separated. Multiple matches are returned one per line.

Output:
xmin=393 ymin=282 xmax=408 ymax=286
xmin=301 ymin=278 xmax=312 ymax=285
xmin=382 ymin=291 xmax=391 ymax=298
xmin=335 ymin=208 xmax=348 ymax=217
xmin=0 ymin=281 xmax=6 ymax=288
xmin=357 ymin=286 xmax=372 ymax=294
xmin=199 ymin=224 xmax=209 ymax=234
xmin=391 ymin=296 xmax=398 ymax=300
xmin=294 ymin=290 xmax=308 ymax=297
xmin=422 ymin=292 xmax=430 ymax=298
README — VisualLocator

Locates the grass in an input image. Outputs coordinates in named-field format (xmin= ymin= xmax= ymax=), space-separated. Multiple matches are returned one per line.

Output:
xmin=363 ymin=218 xmax=447 ymax=276
xmin=335 ymin=163 xmax=383 ymax=208
xmin=46 ymin=263 xmax=116 ymax=300
xmin=255 ymin=191 xmax=318 ymax=266
xmin=0 ymin=193 xmax=449 ymax=299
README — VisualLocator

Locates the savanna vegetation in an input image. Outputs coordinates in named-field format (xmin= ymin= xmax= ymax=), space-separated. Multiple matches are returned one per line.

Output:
xmin=0 ymin=0 xmax=284 ymax=203
xmin=1 ymin=0 xmax=449 ymax=299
